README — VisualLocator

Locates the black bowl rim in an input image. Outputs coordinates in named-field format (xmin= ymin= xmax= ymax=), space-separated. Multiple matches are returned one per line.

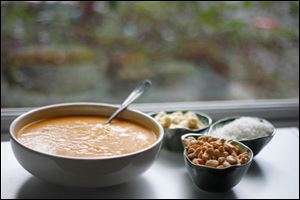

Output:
xmin=181 ymin=134 xmax=254 ymax=170
xmin=207 ymin=116 xmax=276 ymax=142
xmin=149 ymin=110 xmax=212 ymax=132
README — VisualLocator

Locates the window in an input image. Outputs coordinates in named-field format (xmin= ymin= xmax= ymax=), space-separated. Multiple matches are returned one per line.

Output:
xmin=1 ymin=1 xmax=299 ymax=107
xmin=1 ymin=2 xmax=299 ymax=132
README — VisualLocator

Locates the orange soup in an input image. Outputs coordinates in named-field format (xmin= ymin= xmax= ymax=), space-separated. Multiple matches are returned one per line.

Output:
xmin=17 ymin=116 xmax=157 ymax=158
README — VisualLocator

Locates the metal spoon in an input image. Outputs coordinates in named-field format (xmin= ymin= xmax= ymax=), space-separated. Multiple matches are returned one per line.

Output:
xmin=106 ymin=80 xmax=152 ymax=124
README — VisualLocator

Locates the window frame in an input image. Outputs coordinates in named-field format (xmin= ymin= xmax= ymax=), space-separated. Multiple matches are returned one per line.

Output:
xmin=1 ymin=98 xmax=299 ymax=133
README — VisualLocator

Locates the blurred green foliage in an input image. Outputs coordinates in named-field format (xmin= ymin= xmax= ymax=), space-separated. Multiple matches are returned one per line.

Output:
xmin=1 ymin=1 xmax=299 ymax=107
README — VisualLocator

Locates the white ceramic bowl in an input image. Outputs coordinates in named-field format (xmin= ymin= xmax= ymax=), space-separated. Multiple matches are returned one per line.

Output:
xmin=10 ymin=103 xmax=164 ymax=187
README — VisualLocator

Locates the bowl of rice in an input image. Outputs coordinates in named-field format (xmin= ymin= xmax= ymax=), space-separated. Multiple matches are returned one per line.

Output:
xmin=207 ymin=116 xmax=275 ymax=156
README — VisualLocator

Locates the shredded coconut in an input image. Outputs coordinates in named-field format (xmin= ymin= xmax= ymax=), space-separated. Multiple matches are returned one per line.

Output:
xmin=210 ymin=117 xmax=274 ymax=141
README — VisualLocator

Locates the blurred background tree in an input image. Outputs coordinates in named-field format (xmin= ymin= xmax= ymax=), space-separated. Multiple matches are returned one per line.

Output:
xmin=1 ymin=1 xmax=299 ymax=107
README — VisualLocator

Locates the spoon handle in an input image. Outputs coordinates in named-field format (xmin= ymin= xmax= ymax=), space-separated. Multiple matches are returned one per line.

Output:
xmin=106 ymin=80 xmax=152 ymax=123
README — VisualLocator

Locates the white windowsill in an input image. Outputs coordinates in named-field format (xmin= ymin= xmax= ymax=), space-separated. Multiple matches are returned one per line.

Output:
xmin=1 ymin=98 xmax=299 ymax=133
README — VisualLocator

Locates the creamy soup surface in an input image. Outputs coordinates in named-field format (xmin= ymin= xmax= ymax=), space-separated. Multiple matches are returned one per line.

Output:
xmin=17 ymin=116 xmax=157 ymax=158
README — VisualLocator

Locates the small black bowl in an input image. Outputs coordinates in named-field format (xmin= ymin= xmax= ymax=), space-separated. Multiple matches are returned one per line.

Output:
xmin=149 ymin=111 xmax=212 ymax=152
xmin=207 ymin=116 xmax=275 ymax=156
xmin=181 ymin=133 xmax=253 ymax=192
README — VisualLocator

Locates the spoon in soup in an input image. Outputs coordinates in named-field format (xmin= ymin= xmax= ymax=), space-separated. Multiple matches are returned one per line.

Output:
xmin=106 ymin=79 xmax=152 ymax=124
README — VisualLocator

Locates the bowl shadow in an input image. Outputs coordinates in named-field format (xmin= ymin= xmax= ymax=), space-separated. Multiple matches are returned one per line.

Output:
xmin=182 ymin=172 xmax=237 ymax=199
xmin=16 ymin=175 xmax=156 ymax=199
xmin=245 ymin=159 xmax=265 ymax=179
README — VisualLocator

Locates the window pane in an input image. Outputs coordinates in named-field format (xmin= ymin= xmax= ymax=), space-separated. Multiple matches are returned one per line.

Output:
xmin=1 ymin=1 xmax=299 ymax=107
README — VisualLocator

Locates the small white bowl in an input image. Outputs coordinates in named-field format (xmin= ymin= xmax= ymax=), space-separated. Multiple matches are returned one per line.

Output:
xmin=10 ymin=103 xmax=164 ymax=187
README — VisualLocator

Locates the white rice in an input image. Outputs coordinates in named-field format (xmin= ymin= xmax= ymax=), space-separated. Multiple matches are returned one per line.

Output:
xmin=210 ymin=117 xmax=274 ymax=141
